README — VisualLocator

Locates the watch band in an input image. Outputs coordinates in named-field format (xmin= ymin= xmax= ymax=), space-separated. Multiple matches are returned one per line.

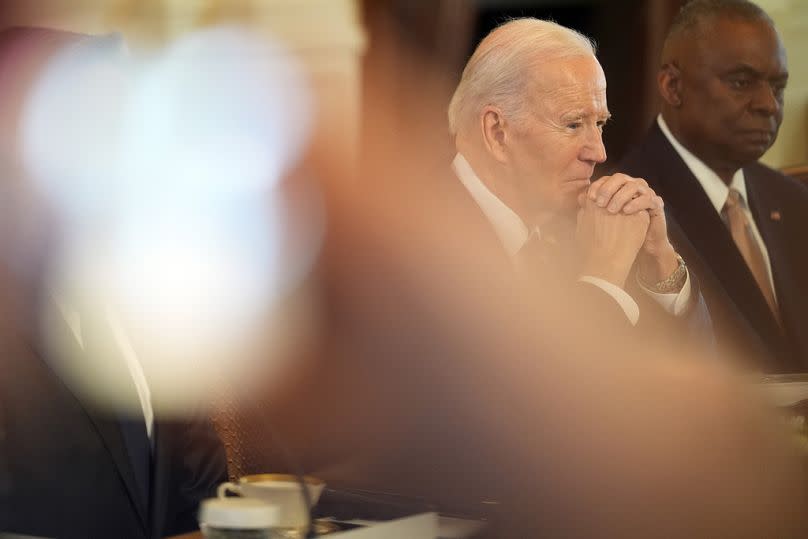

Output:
xmin=642 ymin=254 xmax=687 ymax=293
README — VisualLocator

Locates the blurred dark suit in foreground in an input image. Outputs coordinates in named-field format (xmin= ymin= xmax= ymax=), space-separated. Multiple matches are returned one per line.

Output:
xmin=0 ymin=322 xmax=227 ymax=539
xmin=0 ymin=27 xmax=227 ymax=539
xmin=244 ymin=160 xmax=808 ymax=537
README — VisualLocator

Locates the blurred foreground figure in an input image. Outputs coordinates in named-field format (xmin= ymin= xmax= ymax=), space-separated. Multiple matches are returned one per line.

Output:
xmin=240 ymin=15 xmax=808 ymax=539
xmin=0 ymin=27 xmax=227 ymax=539
xmin=446 ymin=18 xmax=710 ymax=339
xmin=619 ymin=0 xmax=808 ymax=372
xmin=260 ymin=155 xmax=808 ymax=538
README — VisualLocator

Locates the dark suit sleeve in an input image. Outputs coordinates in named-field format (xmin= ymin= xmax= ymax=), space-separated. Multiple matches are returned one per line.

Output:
xmin=161 ymin=414 xmax=228 ymax=536
xmin=629 ymin=267 xmax=715 ymax=350
xmin=673 ymin=270 xmax=714 ymax=346
xmin=666 ymin=214 xmax=715 ymax=346
xmin=574 ymin=281 xmax=635 ymax=329
xmin=575 ymin=261 xmax=714 ymax=346
xmin=0 ymin=394 xmax=9 ymax=533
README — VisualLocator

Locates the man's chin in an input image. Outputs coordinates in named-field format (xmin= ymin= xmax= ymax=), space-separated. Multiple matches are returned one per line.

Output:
xmin=558 ymin=193 xmax=583 ymax=216
xmin=731 ymin=139 xmax=774 ymax=164
xmin=563 ymin=179 xmax=592 ymax=191
xmin=739 ymin=147 xmax=770 ymax=164
xmin=561 ymin=181 xmax=590 ymax=207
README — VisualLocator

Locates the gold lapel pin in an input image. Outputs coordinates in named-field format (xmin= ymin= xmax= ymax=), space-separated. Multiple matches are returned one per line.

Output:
xmin=770 ymin=210 xmax=781 ymax=221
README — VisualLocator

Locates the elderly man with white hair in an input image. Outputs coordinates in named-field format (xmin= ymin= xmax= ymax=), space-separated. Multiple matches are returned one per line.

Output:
xmin=448 ymin=18 xmax=709 ymax=330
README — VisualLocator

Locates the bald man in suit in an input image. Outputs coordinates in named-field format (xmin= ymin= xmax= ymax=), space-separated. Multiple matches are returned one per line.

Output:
xmin=619 ymin=0 xmax=808 ymax=372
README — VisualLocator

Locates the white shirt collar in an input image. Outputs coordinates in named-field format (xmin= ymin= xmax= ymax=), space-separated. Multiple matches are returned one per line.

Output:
xmin=48 ymin=289 xmax=153 ymax=439
xmin=51 ymin=293 xmax=84 ymax=350
xmin=452 ymin=153 xmax=532 ymax=256
xmin=657 ymin=114 xmax=749 ymax=211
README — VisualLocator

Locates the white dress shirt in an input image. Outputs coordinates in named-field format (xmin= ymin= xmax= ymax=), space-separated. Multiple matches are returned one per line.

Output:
xmin=55 ymin=297 xmax=154 ymax=439
xmin=452 ymin=153 xmax=693 ymax=325
xmin=657 ymin=115 xmax=776 ymax=303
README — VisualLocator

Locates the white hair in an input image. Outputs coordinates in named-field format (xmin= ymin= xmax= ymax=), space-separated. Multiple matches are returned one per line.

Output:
xmin=448 ymin=18 xmax=596 ymax=137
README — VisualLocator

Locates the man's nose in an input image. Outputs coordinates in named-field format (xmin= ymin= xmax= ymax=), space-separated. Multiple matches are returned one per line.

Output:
xmin=581 ymin=128 xmax=607 ymax=164
xmin=750 ymin=83 xmax=781 ymax=117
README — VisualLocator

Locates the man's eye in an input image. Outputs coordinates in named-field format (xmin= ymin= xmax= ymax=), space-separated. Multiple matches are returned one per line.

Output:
xmin=729 ymin=78 xmax=752 ymax=90
xmin=596 ymin=120 xmax=607 ymax=132
xmin=567 ymin=122 xmax=582 ymax=130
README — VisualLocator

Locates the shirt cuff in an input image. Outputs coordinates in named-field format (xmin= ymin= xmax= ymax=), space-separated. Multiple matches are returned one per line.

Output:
xmin=637 ymin=268 xmax=692 ymax=316
xmin=578 ymin=276 xmax=640 ymax=326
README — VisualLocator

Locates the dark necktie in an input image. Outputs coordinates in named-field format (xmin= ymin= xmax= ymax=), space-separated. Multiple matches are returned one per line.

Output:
xmin=516 ymin=227 xmax=578 ymax=279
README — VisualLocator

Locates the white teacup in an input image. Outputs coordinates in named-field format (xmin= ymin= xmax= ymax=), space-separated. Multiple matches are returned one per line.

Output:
xmin=217 ymin=474 xmax=325 ymax=533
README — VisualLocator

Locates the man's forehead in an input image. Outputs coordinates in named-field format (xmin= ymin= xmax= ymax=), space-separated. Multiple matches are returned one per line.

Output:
xmin=688 ymin=17 xmax=787 ymax=72
xmin=528 ymin=55 xmax=606 ymax=98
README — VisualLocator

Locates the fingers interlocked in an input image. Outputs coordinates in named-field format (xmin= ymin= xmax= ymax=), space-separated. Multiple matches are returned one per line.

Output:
xmin=586 ymin=173 xmax=663 ymax=217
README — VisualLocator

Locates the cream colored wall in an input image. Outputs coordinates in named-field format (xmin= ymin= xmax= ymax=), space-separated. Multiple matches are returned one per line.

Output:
xmin=757 ymin=0 xmax=808 ymax=169
xmin=4 ymin=0 xmax=367 ymax=163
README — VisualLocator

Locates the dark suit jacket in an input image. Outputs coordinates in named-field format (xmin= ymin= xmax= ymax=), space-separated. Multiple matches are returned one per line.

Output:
xmin=0 ymin=26 xmax=227 ymax=538
xmin=0 ymin=298 xmax=227 ymax=539
xmin=440 ymin=165 xmax=712 ymax=340
xmin=619 ymin=122 xmax=808 ymax=373
xmin=245 ymin=167 xmax=731 ymax=537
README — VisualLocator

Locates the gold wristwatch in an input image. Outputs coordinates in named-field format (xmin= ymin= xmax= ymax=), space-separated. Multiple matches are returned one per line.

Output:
xmin=644 ymin=254 xmax=687 ymax=293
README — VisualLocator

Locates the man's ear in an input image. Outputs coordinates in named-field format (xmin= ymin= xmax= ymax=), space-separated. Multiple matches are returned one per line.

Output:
xmin=658 ymin=62 xmax=683 ymax=107
xmin=481 ymin=106 xmax=509 ymax=163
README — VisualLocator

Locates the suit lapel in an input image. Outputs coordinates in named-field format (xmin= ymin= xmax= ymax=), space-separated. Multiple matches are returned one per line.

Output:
xmin=744 ymin=170 xmax=805 ymax=354
xmin=745 ymin=167 xmax=785 ymax=297
xmin=639 ymin=125 xmax=785 ymax=358
xmin=80 ymin=393 xmax=151 ymax=531
xmin=38 ymin=298 xmax=150 ymax=530
xmin=443 ymin=166 xmax=514 ymax=264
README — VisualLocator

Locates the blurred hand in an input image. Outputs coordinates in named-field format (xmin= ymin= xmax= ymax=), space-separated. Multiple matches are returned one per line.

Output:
xmin=587 ymin=174 xmax=679 ymax=283
xmin=576 ymin=194 xmax=649 ymax=288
